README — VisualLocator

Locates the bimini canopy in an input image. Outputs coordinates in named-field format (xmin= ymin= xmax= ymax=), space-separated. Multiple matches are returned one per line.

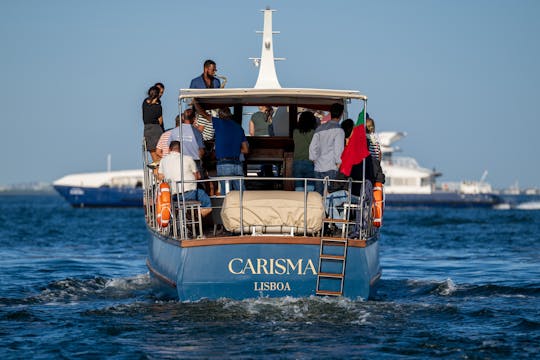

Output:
xmin=179 ymin=88 xmax=367 ymax=110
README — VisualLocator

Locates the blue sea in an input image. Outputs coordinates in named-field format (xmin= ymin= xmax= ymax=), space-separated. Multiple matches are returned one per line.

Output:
xmin=1 ymin=194 xmax=539 ymax=359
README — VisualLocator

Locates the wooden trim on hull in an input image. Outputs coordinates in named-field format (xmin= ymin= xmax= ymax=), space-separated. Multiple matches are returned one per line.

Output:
xmin=146 ymin=258 xmax=176 ymax=288
xmin=181 ymin=236 xmax=368 ymax=248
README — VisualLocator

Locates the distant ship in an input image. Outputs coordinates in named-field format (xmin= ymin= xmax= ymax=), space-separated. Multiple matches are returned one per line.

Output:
xmin=379 ymin=132 xmax=501 ymax=207
xmin=494 ymin=181 xmax=540 ymax=209
xmin=53 ymin=169 xmax=143 ymax=207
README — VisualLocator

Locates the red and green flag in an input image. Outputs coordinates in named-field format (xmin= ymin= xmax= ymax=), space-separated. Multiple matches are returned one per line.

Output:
xmin=339 ymin=108 xmax=370 ymax=176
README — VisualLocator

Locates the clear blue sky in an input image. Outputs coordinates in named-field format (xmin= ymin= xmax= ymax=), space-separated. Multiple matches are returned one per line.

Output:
xmin=1 ymin=0 xmax=539 ymax=189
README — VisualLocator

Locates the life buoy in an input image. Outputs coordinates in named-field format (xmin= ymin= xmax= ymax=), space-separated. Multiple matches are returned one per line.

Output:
xmin=156 ymin=182 xmax=171 ymax=227
xmin=372 ymin=181 xmax=384 ymax=228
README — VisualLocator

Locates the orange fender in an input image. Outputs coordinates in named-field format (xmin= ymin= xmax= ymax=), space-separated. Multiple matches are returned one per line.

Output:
xmin=156 ymin=182 xmax=171 ymax=227
xmin=372 ymin=181 xmax=384 ymax=228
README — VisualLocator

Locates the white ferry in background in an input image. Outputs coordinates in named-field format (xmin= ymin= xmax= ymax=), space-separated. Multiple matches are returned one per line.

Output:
xmin=379 ymin=131 xmax=501 ymax=207
xmin=53 ymin=169 xmax=143 ymax=207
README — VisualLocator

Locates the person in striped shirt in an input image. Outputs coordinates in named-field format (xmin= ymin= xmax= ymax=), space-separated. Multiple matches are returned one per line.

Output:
xmin=194 ymin=115 xmax=215 ymax=142
xmin=366 ymin=115 xmax=382 ymax=162
xmin=155 ymin=115 xmax=181 ymax=160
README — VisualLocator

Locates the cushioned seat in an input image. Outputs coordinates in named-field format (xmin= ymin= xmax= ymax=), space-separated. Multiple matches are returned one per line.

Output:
xmin=220 ymin=190 xmax=324 ymax=234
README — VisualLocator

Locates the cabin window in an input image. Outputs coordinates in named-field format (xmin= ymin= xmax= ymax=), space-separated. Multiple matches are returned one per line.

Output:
xmin=242 ymin=106 xmax=260 ymax=135
xmin=242 ymin=106 xmax=292 ymax=137
xmin=390 ymin=177 xmax=417 ymax=186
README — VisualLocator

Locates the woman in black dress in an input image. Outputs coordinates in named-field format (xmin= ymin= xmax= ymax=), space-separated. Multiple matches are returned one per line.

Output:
xmin=142 ymin=85 xmax=163 ymax=163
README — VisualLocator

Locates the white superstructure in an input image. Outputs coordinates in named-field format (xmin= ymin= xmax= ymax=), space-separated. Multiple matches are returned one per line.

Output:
xmin=379 ymin=132 xmax=494 ymax=195
xmin=53 ymin=169 xmax=143 ymax=188
xmin=379 ymin=131 xmax=438 ymax=194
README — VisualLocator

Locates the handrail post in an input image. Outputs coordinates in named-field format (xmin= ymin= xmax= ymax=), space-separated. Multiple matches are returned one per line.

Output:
xmin=239 ymin=177 xmax=244 ymax=236
xmin=303 ymin=178 xmax=308 ymax=236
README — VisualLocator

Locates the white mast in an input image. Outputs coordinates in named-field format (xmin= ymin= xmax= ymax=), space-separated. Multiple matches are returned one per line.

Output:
xmin=253 ymin=8 xmax=284 ymax=89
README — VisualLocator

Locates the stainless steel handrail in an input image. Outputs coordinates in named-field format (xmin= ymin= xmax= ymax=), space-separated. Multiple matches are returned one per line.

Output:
xmin=142 ymin=165 xmax=377 ymax=239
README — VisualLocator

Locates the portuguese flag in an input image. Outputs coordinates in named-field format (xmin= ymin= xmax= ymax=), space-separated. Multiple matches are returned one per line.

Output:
xmin=339 ymin=108 xmax=370 ymax=176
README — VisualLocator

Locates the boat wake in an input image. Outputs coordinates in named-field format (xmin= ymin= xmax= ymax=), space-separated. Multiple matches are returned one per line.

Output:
xmin=0 ymin=274 xmax=152 ymax=306
xmin=6 ymin=274 xmax=536 ymax=310
xmin=494 ymin=201 xmax=540 ymax=210
xmin=379 ymin=278 xmax=540 ymax=299
xmin=221 ymin=296 xmax=372 ymax=323
xmin=515 ymin=201 xmax=540 ymax=210
xmin=84 ymin=295 xmax=374 ymax=325
xmin=494 ymin=203 xmax=512 ymax=210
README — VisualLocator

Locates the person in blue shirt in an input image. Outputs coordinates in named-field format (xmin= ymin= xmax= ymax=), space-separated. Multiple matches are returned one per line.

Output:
xmin=192 ymin=100 xmax=249 ymax=194
xmin=190 ymin=60 xmax=221 ymax=89
xmin=168 ymin=108 xmax=205 ymax=172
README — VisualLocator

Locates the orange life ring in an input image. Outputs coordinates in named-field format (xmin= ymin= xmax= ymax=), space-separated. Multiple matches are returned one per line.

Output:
xmin=156 ymin=182 xmax=171 ymax=227
xmin=372 ymin=181 xmax=384 ymax=228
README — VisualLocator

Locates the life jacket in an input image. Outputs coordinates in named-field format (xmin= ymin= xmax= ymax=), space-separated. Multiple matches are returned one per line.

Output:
xmin=372 ymin=181 xmax=384 ymax=228
xmin=156 ymin=182 xmax=172 ymax=227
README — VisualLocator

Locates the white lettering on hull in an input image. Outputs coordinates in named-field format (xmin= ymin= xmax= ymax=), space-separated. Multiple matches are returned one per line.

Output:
xmin=228 ymin=258 xmax=317 ymax=275
xmin=253 ymin=281 xmax=291 ymax=291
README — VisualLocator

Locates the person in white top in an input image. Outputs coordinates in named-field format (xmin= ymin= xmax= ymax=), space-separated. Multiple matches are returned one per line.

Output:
xmin=158 ymin=141 xmax=212 ymax=217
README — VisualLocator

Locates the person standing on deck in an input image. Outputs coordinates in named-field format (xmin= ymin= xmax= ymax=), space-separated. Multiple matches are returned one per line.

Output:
xmin=190 ymin=60 xmax=221 ymax=141
xmin=142 ymin=85 xmax=164 ymax=164
xmin=190 ymin=60 xmax=222 ymax=191
xmin=309 ymin=103 xmax=345 ymax=195
xmin=325 ymin=123 xmax=385 ymax=233
xmin=192 ymin=100 xmax=248 ymax=194
xmin=190 ymin=60 xmax=221 ymax=89
xmin=155 ymin=114 xmax=181 ymax=160
xmin=168 ymin=108 xmax=205 ymax=173
xmin=366 ymin=114 xmax=382 ymax=162
xmin=293 ymin=111 xmax=317 ymax=191
xmin=154 ymin=83 xmax=165 ymax=132
xmin=249 ymin=106 xmax=274 ymax=136
xmin=158 ymin=141 xmax=212 ymax=217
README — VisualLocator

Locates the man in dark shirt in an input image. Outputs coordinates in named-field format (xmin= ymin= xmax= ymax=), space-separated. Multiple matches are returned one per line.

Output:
xmin=349 ymin=156 xmax=385 ymax=196
xmin=190 ymin=60 xmax=221 ymax=89
xmin=192 ymin=100 xmax=249 ymax=194
xmin=325 ymin=122 xmax=385 ymax=235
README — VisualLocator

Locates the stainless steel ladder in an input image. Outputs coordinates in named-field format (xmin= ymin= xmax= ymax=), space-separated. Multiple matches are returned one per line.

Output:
xmin=316 ymin=217 xmax=352 ymax=296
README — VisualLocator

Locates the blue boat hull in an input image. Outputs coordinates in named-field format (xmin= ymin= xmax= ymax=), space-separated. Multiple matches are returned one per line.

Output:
xmin=54 ymin=185 xmax=143 ymax=207
xmin=385 ymin=192 xmax=501 ymax=207
xmin=146 ymin=229 xmax=381 ymax=301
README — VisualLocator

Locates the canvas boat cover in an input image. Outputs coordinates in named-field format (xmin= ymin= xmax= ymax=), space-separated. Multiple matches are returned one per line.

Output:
xmin=221 ymin=190 xmax=325 ymax=234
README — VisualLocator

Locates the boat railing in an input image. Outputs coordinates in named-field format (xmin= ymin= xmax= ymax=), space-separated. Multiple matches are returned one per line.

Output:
xmin=143 ymin=165 xmax=378 ymax=240
xmin=142 ymin=137 xmax=377 ymax=239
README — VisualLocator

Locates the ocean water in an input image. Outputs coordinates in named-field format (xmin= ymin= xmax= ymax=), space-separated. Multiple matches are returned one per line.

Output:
xmin=0 ymin=194 xmax=539 ymax=359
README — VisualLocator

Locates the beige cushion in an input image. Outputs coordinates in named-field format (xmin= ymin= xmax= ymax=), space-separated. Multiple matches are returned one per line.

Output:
xmin=221 ymin=191 xmax=324 ymax=234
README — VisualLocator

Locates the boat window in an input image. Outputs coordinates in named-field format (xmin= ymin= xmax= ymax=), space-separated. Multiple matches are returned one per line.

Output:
xmin=420 ymin=177 xmax=432 ymax=187
xmin=390 ymin=177 xmax=417 ymax=186
xmin=242 ymin=105 xmax=284 ymax=137
xmin=110 ymin=176 xmax=142 ymax=188
xmin=242 ymin=106 xmax=259 ymax=135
